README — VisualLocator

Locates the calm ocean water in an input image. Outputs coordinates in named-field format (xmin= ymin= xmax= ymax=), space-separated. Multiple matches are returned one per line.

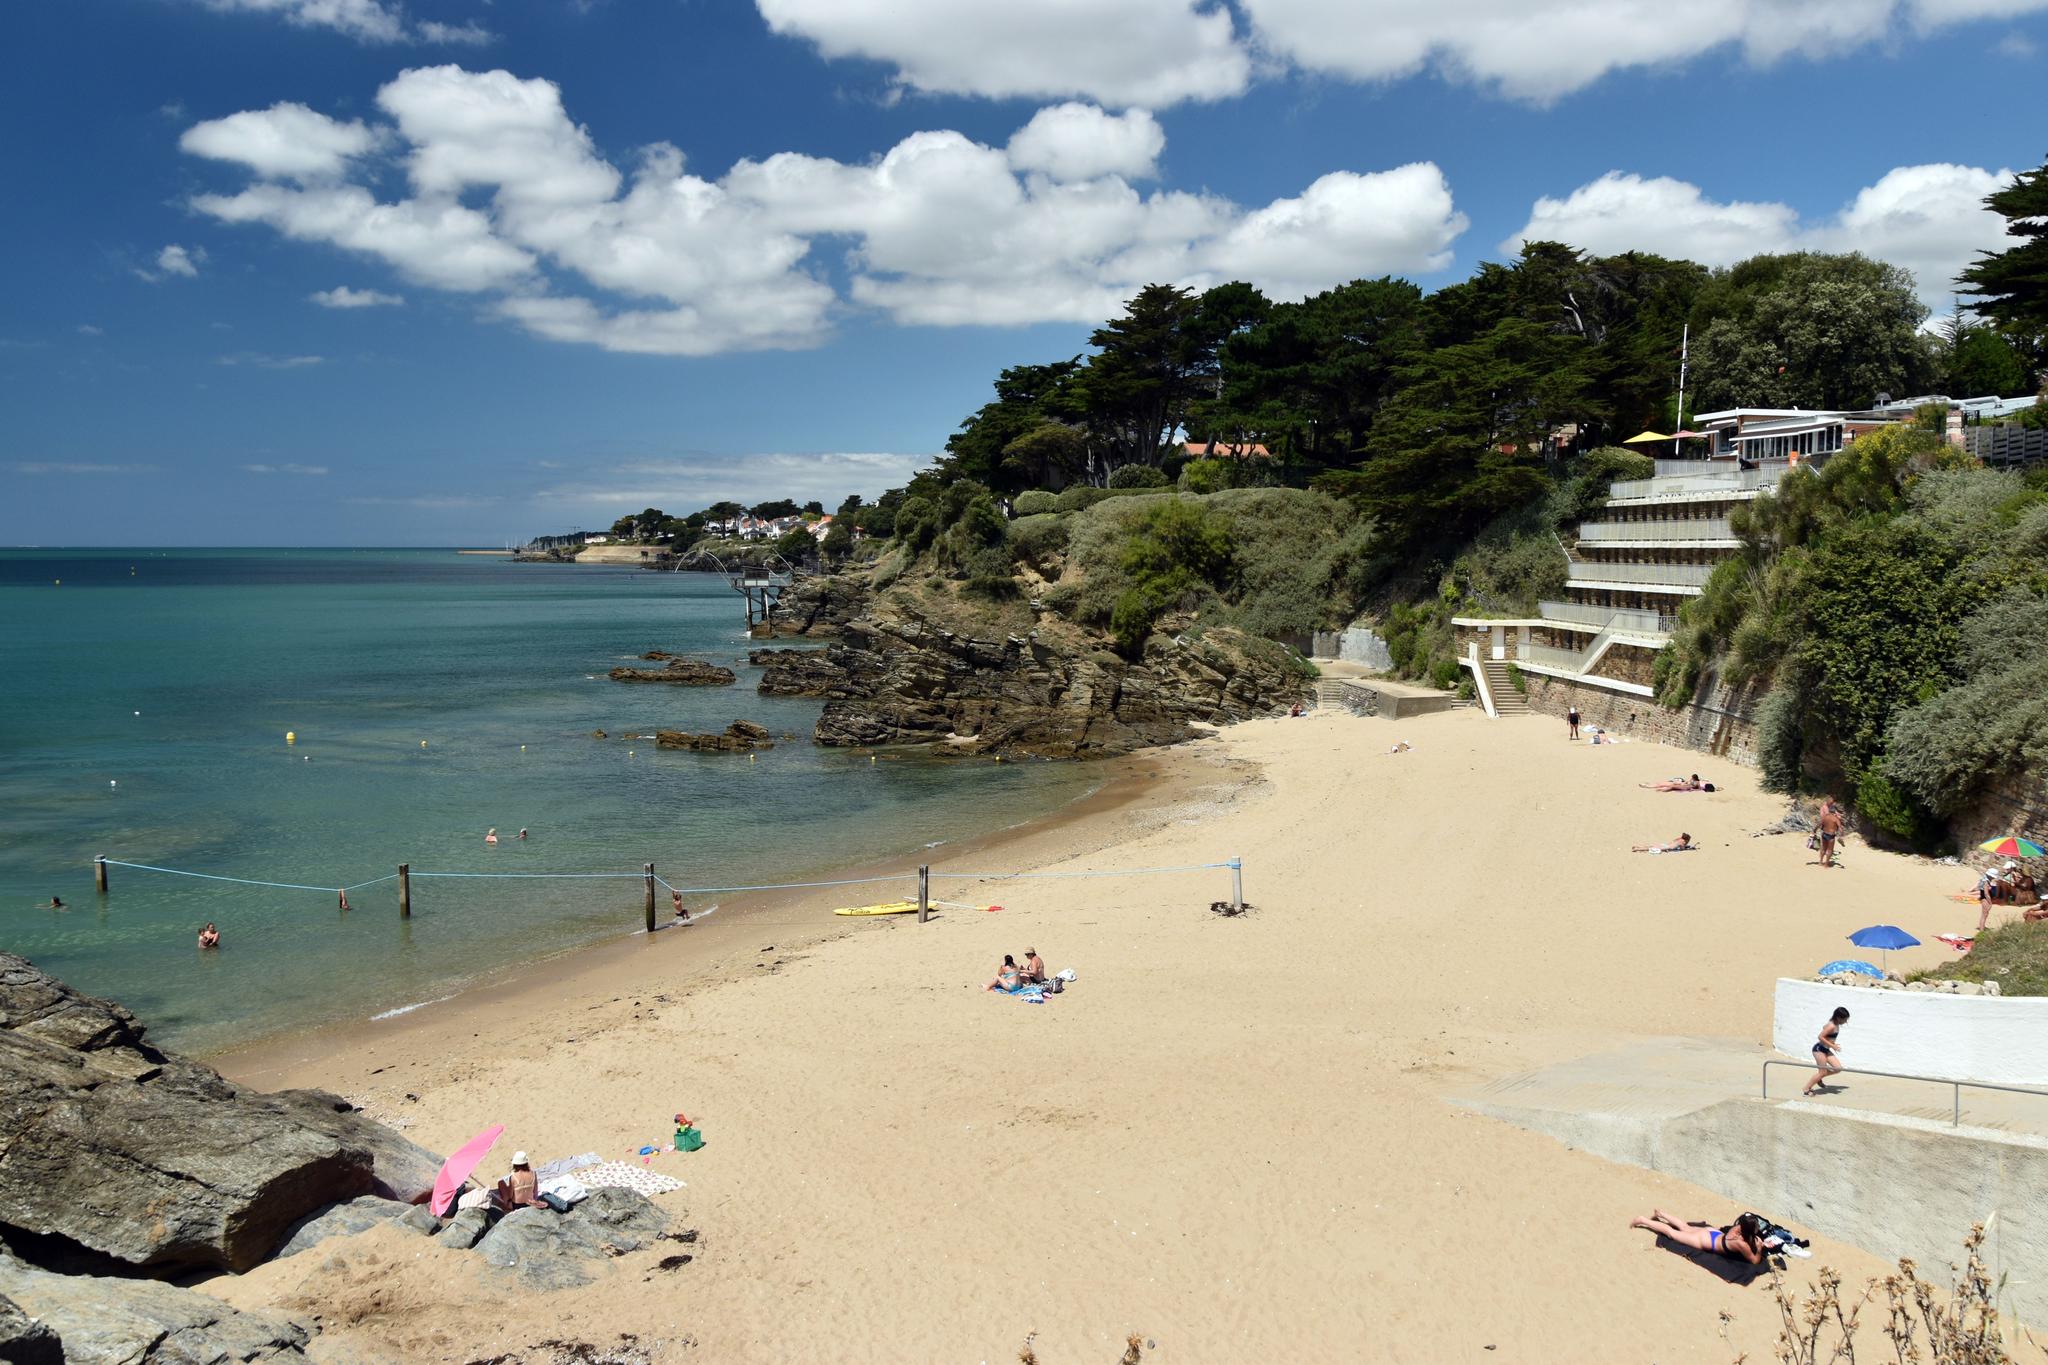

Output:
xmin=0 ymin=549 xmax=1097 ymax=1053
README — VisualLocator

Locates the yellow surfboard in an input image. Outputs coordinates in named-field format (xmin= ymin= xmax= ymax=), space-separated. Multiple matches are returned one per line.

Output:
xmin=832 ymin=900 xmax=919 ymax=917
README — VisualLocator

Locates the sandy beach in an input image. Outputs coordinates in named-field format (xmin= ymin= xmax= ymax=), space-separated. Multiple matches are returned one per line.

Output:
xmin=208 ymin=707 xmax=1978 ymax=1363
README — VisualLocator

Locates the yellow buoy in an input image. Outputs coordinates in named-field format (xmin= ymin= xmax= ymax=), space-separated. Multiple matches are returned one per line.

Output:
xmin=869 ymin=754 xmax=876 ymax=764
xmin=748 ymin=753 xmax=756 ymax=762
xmin=520 ymin=744 xmax=526 ymax=752
xmin=285 ymin=731 xmax=296 ymax=744
xmin=420 ymin=740 xmax=428 ymax=748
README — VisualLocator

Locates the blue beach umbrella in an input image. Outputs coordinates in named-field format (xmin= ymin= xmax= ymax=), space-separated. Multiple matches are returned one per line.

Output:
xmin=1818 ymin=959 xmax=1884 ymax=979
xmin=1848 ymin=924 xmax=1920 ymax=969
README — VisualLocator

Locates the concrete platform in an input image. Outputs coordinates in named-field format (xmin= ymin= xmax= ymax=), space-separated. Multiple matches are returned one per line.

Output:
xmin=1452 ymin=1036 xmax=2048 ymax=1327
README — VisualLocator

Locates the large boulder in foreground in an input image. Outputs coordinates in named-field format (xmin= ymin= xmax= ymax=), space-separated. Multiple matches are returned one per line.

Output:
xmin=474 ymin=1187 xmax=669 ymax=1290
xmin=0 ymin=1251 xmax=310 ymax=1362
xmin=0 ymin=954 xmax=442 ymax=1274
xmin=0 ymin=1293 xmax=63 ymax=1365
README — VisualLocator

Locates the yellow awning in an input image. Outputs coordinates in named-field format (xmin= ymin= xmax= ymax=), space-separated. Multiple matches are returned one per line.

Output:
xmin=1621 ymin=430 xmax=1672 ymax=444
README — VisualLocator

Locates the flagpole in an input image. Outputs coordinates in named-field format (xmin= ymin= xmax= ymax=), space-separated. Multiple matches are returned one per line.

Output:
xmin=1674 ymin=322 xmax=1689 ymax=459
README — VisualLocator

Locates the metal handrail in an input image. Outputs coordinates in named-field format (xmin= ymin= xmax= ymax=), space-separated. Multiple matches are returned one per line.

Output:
xmin=1760 ymin=1059 xmax=2048 ymax=1128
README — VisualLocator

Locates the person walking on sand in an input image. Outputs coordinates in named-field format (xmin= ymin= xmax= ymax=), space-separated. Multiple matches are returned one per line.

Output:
xmin=1567 ymin=705 xmax=1580 ymax=741
xmin=1803 ymin=1007 xmax=1848 ymax=1095
xmin=1629 ymin=1209 xmax=1765 ymax=1265
xmin=1815 ymin=800 xmax=1842 ymax=868
xmin=197 ymin=922 xmax=220 ymax=949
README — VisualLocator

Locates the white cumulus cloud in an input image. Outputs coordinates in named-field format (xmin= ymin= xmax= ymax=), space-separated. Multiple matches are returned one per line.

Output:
xmin=195 ymin=0 xmax=497 ymax=44
xmin=137 ymin=244 xmax=206 ymax=282
xmin=1007 ymin=104 xmax=1166 ymax=182
xmin=185 ymin=66 xmax=1470 ymax=354
xmin=1241 ymin=0 xmax=2048 ymax=101
xmin=1505 ymin=164 xmax=2020 ymax=311
xmin=181 ymin=103 xmax=381 ymax=182
xmin=243 ymin=462 xmax=331 ymax=474
xmin=755 ymin=0 xmax=1250 ymax=106
xmin=310 ymin=285 xmax=406 ymax=308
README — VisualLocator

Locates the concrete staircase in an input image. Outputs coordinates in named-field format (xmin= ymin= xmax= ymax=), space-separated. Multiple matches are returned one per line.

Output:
xmin=1480 ymin=658 xmax=1529 ymax=714
xmin=1314 ymin=679 xmax=1351 ymax=708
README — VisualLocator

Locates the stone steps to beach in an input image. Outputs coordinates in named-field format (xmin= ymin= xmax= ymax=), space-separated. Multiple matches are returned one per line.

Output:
xmin=1480 ymin=659 xmax=1529 ymax=714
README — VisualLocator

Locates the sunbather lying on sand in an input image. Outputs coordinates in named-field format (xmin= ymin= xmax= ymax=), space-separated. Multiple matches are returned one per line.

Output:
xmin=1629 ymin=1209 xmax=1764 ymax=1264
xmin=1640 ymin=775 xmax=1703 ymax=792
xmin=1631 ymin=833 xmax=1693 ymax=853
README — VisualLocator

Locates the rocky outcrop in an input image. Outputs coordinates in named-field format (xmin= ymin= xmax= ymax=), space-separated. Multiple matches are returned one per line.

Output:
xmin=272 ymin=1195 xmax=415 ymax=1260
xmin=0 ymin=1251 xmax=311 ymax=1362
xmin=752 ymin=648 xmax=853 ymax=698
xmin=765 ymin=571 xmax=870 ymax=637
xmin=608 ymin=659 xmax=735 ymax=685
xmin=656 ymin=720 xmax=775 ymax=752
xmin=0 ymin=1294 xmax=62 ymax=1365
xmin=0 ymin=954 xmax=442 ymax=1275
xmin=473 ymin=1187 xmax=669 ymax=1290
xmin=802 ymin=607 xmax=1311 ymax=757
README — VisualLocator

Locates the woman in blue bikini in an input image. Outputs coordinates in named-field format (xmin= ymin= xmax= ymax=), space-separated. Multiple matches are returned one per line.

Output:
xmin=1630 ymin=1209 xmax=1765 ymax=1264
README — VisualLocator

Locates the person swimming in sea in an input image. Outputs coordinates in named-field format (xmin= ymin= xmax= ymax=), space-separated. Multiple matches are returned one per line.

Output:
xmin=197 ymin=922 xmax=220 ymax=949
xmin=485 ymin=828 xmax=499 ymax=845
xmin=39 ymin=895 xmax=66 ymax=910
xmin=671 ymin=888 xmax=691 ymax=924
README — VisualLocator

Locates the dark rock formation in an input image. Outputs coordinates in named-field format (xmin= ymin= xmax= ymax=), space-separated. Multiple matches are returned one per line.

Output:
xmin=433 ymin=1206 xmax=492 ymax=1250
xmin=0 ymin=1294 xmax=62 ymax=1365
xmin=608 ymin=659 xmax=735 ymax=685
xmin=753 ymin=648 xmax=855 ymax=698
xmin=0 ymin=954 xmax=442 ymax=1275
xmin=0 ymin=1251 xmax=311 ymax=1362
xmin=473 ymin=1187 xmax=668 ymax=1290
xmin=656 ymin=720 xmax=775 ymax=752
xmin=765 ymin=571 xmax=869 ymax=637
xmin=272 ymin=1195 xmax=414 ymax=1260
xmin=395 ymin=1205 xmax=444 ymax=1237
xmin=802 ymin=609 xmax=1312 ymax=757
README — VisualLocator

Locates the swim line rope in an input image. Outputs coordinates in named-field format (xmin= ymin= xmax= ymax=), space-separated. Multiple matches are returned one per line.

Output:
xmin=94 ymin=857 xmax=1239 ymax=899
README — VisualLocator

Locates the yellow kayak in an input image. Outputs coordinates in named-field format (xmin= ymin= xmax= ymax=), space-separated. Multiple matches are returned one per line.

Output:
xmin=832 ymin=900 xmax=919 ymax=917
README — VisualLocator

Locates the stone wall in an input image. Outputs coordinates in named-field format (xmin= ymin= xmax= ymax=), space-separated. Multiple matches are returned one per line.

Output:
xmin=1520 ymin=674 xmax=1762 ymax=765
xmin=1954 ymin=767 xmax=2048 ymax=868
xmin=1312 ymin=628 xmax=1394 ymax=671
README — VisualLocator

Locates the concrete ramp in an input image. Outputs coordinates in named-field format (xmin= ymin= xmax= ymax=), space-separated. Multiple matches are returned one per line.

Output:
xmin=1454 ymin=1037 xmax=2048 ymax=1328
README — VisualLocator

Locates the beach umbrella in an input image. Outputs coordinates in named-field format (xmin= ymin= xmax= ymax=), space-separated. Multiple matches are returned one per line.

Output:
xmin=1848 ymin=924 xmax=1920 ymax=971
xmin=1818 ymin=959 xmax=1884 ymax=979
xmin=430 ymin=1123 xmax=505 ymax=1217
xmin=1979 ymin=835 xmax=2045 ymax=859
xmin=1621 ymin=430 xmax=1672 ymax=445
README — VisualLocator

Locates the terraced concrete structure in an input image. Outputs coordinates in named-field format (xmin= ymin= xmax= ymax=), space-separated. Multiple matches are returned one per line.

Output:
xmin=1454 ymin=407 xmax=1905 ymax=716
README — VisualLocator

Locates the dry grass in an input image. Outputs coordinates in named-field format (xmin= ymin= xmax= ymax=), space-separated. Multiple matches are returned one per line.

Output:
xmin=1747 ymin=1225 xmax=2045 ymax=1364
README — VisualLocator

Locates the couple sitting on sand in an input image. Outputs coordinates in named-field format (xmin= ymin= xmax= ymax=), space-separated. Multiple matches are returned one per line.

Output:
xmin=985 ymin=949 xmax=1048 ymax=993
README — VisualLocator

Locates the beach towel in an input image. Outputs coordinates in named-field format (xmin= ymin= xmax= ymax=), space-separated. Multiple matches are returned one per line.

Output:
xmin=538 ymin=1175 xmax=591 ymax=1206
xmin=1934 ymin=933 xmax=1974 ymax=952
xmin=578 ymin=1161 xmax=684 ymax=1197
xmin=1015 ymin=986 xmax=1046 ymax=1004
xmin=534 ymin=1152 xmax=601 ymax=1182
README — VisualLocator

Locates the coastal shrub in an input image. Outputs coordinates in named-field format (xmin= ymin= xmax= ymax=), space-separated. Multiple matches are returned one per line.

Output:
xmin=896 ymin=495 xmax=939 ymax=553
xmin=1178 ymin=457 xmax=1244 ymax=495
xmin=1202 ymin=488 xmax=1374 ymax=640
xmin=1007 ymin=513 xmax=1069 ymax=575
xmin=1428 ymin=657 xmax=1461 ymax=691
xmin=1038 ymin=581 xmax=1081 ymax=617
xmin=1056 ymin=485 xmax=1115 ymax=514
xmin=1753 ymin=681 xmax=1808 ymax=794
xmin=1108 ymin=464 xmax=1170 ymax=489
xmin=1914 ymin=921 xmax=2048 ymax=997
xmin=1854 ymin=766 xmax=1940 ymax=849
xmin=1547 ymin=446 xmax=1652 ymax=526
xmin=1506 ymin=661 xmax=1526 ymax=693
xmin=1107 ymin=498 xmax=1237 ymax=654
xmin=1884 ymin=589 xmax=2048 ymax=817
xmin=1757 ymin=1225 xmax=2019 ymax=1363
xmin=1012 ymin=490 xmax=1057 ymax=517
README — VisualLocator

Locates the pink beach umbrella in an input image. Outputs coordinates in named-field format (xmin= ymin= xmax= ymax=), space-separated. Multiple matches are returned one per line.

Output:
xmin=430 ymin=1123 xmax=505 ymax=1216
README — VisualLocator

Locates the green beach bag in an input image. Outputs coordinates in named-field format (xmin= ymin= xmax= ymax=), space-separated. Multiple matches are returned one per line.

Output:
xmin=675 ymin=1125 xmax=704 ymax=1152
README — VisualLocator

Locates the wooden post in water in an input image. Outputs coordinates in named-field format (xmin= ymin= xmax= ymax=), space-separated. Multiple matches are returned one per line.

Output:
xmin=917 ymin=865 xmax=930 ymax=923
xmin=644 ymin=863 xmax=657 ymax=933
xmin=94 ymin=856 xmax=108 ymax=896
xmin=398 ymin=863 xmax=411 ymax=919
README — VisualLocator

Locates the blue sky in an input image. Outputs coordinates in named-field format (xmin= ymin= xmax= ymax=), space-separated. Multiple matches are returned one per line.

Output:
xmin=4 ymin=0 xmax=2044 ymax=546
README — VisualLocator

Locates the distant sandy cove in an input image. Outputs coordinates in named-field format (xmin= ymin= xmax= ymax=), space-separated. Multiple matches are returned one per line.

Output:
xmin=210 ymin=705 xmax=1988 ymax=1363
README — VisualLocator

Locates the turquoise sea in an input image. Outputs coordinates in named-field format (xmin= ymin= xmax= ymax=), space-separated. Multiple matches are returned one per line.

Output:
xmin=0 ymin=549 xmax=1097 ymax=1053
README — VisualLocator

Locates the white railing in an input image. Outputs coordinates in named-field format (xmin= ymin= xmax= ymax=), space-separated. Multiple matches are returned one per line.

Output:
xmin=1578 ymin=518 xmax=1733 ymax=543
xmin=1519 ymin=641 xmax=1597 ymax=671
xmin=1566 ymin=561 xmax=1715 ymax=588
xmin=1608 ymin=458 xmax=1804 ymax=501
xmin=1538 ymin=601 xmax=1674 ymax=634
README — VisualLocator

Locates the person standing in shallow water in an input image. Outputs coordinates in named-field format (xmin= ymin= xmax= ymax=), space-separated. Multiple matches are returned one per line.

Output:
xmin=1567 ymin=705 xmax=1580 ymax=741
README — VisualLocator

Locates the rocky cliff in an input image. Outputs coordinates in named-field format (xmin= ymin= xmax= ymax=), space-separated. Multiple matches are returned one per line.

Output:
xmin=756 ymin=585 xmax=1311 ymax=758
xmin=0 ymin=953 xmax=441 ymax=1276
